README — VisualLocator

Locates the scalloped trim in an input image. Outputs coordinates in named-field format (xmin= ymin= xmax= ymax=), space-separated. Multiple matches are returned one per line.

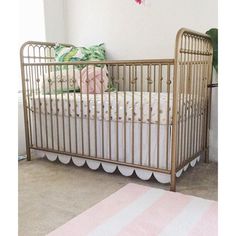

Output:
xmin=34 ymin=151 xmax=201 ymax=184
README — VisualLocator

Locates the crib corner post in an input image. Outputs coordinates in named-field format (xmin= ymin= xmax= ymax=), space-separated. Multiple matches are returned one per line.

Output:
xmin=20 ymin=43 xmax=31 ymax=162
xmin=170 ymin=123 xmax=177 ymax=192
xmin=26 ymin=147 xmax=31 ymax=161
xmin=204 ymin=147 xmax=209 ymax=164
xmin=170 ymin=170 xmax=176 ymax=192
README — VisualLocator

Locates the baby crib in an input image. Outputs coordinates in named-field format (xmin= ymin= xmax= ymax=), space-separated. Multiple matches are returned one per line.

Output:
xmin=20 ymin=28 xmax=213 ymax=191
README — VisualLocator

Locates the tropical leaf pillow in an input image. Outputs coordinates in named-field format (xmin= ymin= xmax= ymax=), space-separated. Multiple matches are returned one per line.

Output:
xmin=54 ymin=43 xmax=106 ymax=69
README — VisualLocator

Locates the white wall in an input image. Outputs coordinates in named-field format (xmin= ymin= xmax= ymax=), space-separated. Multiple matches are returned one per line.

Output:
xmin=19 ymin=0 xmax=46 ymax=155
xmin=43 ymin=0 xmax=66 ymax=42
xmin=64 ymin=0 xmax=218 ymax=162
xmin=65 ymin=0 xmax=217 ymax=59
xmin=19 ymin=0 xmax=46 ymax=44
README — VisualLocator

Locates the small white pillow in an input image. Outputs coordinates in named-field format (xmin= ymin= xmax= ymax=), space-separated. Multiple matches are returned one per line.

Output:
xmin=40 ymin=67 xmax=81 ymax=94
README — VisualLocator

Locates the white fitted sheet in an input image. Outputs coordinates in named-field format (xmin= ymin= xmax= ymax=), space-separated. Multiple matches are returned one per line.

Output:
xmin=30 ymin=91 xmax=174 ymax=125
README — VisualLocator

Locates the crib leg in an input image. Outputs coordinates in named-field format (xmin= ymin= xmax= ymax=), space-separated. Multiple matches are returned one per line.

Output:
xmin=204 ymin=148 xmax=209 ymax=164
xmin=170 ymin=173 xmax=176 ymax=192
xmin=26 ymin=147 xmax=31 ymax=161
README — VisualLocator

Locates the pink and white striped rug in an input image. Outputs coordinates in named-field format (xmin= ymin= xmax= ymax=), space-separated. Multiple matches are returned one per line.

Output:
xmin=47 ymin=183 xmax=218 ymax=236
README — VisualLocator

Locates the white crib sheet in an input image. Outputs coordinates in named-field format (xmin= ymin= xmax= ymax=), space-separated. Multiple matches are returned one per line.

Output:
xmin=30 ymin=92 xmax=174 ymax=125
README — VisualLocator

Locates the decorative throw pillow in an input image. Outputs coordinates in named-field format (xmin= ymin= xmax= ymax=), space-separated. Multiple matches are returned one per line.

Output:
xmin=54 ymin=43 xmax=106 ymax=69
xmin=80 ymin=65 xmax=109 ymax=94
xmin=40 ymin=67 xmax=81 ymax=94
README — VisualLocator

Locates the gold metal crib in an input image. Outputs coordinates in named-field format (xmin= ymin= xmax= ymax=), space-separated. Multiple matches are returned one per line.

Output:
xmin=20 ymin=28 xmax=213 ymax=191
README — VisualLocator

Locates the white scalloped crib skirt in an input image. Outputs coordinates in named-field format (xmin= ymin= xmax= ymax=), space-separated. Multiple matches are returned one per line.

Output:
xmin=32 ymin=150 xmax=200 ymax=183
xmin=31 ymin=114 xmax=201 ymax=183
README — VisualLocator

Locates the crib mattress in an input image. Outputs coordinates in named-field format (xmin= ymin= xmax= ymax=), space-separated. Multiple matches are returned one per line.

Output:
xmin=30 ymin=92 xmax=174 ymax=125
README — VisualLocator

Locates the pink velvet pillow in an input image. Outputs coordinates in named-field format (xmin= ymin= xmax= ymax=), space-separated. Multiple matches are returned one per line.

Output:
xmin=80 ymin=65 xmax=109 ymax=94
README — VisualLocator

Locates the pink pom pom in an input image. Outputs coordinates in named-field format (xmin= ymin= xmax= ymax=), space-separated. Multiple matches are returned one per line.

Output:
xmin=135 ymin=0 xmax=143 ymax=4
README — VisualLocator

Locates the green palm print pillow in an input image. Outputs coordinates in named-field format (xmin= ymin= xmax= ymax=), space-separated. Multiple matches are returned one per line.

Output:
xmin=55 ymin=43 xmax=106 ymax=69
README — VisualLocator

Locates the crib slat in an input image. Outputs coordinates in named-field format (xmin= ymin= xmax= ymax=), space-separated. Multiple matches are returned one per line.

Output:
xmin=157 ymin=64 xmax=162 ymax=168
xmin=166 ymin=64 xmax=171 ymax=169
xmin=86 ymin=65 xmax=91 ymax=156
xmin=48 ymin=65 xmax=54 ymax=150
xmin=181 ymin=36 xmax=187 ymax=163
xmin=94 ymin=65 xmax=97 ymax=158
xmin=25 ymin=66 xmax=33 ymax=147
xmin=108 ymin=65 xmax=112 ymax=160
xmin=196 ymin=38 xmax=204 ymax=153
xmin=116 ymin=64 xmax=119 ymax=161
xmin=123 ymin=65 xmax=127 ymax=163
xmin=140 ymin=64 xmax=143 ymax=165
xmin=186 ymin=37 xmax=192 ymax=160
xmin=148 ymin=64 xmax=152 ymax=167
xmin=131 ymin=65 xmax=135 ymax=164
xmin=101 ymin=67 xmax=105 ymax=158
xmin=73 ymin=66 xmax=78 ymax=154
xmin=79 ymin=68 xmax=84 ymax=155
xmin=36 ymin=65 xmax=43 ymax=147
xmin=60 ymin=66 xmax=66 ymax=152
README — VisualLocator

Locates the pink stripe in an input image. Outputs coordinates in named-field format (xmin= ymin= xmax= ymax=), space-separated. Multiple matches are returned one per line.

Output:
xmin=47 ymin=183 xmax=149 ymax=236
xmin=188 ymin=202 xmax=218 ymax=236
xmin=116 ymin=191 xmax=191 ymax=236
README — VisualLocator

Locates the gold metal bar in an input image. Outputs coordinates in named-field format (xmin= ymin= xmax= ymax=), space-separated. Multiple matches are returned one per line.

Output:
xmin=108 ymin=65 xmax=112 ymax=160
xmin=66 ymin=66 xmax=72 ymax=152
xmin=193 ymin=37 xmax=200 ymax=154
xmin=79 ymin=68 xmax=84 ymax=155
xmin=42 ymin=65 xmax=48 ymax=148
xmin=140 ymin=64 xmax=143 ymax=165
xmin=116 ymin=64 xmax=119 ymax=161
xmin=183 ymin=35 xmax=190 ymax=163
xmin=101 ymin=67 xmax=104 ymax=158
xmin=131 ymin=65 xmax=135 ymax=164
xmin=157 ymin=64 xmax=162 ymax=168
xmin=135 ymin=65 xmax=137 ymax=91
xmin=48 ymin=65 xmax=54 ymax=150
xmin=197 ymin=38 xmax=204 ymax=153
xmin=166 ymin=64 xmax=171 ymax=169
xmin=20 ymin=49 xmax=31 ymax=160
xmin=148 ymin=64 xmax=152 ymax=167
xmin=129 ymin=66 xmax=131 ymax=91
xmin=176 ymin=39 xmax=184 ymax=167
xmin=184 ymin=35 xmax=192 ymax=162
xmin=189 ymin=37 xmax=197 ymax=157
xmin=153 ymin=64 xmax=156 ymax=92
xmin=36 ymin=65 xmax=43 ymax=147
xmin=60 ymin=66 xmax=66 ymax=151
xmin=73 ymin=66 xmax=78 ymax=154
xmin=123 ymin=65 xmax=127 ymax=163
xmin=24 ymin=59 xmax=175 ymax=67
xmin=186 ymin=37 xmax=193 ymax=160
xmin=93 ymin=65 xmax=97 ymax=157
xmin=86 ymin=65 xmax=91 ymax=156
xmin=25 ymin=66 xmax=33 ymax=147
xmin=179 ymin=35 xmax=187 ymax=165
xmin=54 ymin=65 xmax=60 ymax=151
xmin=30 ymin=64 xmax=38 ymax=147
